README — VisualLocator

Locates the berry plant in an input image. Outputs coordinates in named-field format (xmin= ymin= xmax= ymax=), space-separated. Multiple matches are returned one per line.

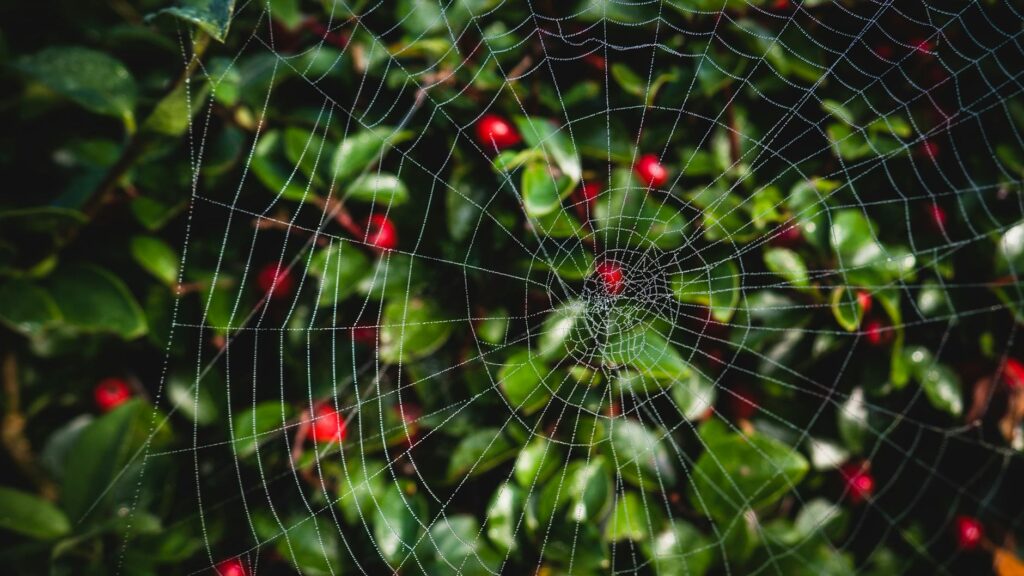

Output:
xmin=1 ymin=1 xmax=1024 ymax=576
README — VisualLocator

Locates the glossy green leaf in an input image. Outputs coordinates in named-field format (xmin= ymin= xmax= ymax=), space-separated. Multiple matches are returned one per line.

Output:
xmin=232 ymin=401 xmax=289 ymax=457
xmin=688 ymin=430 xmax=809 ymax=520
xmin=373 ymin=480 xmax=427 ymax=566
xmin=251 ymin=131 xmax=314 ymax=202
xmin=514 ymin=436 xmax=562 ymax=488
xmin=485 ymin=483 xmax=524 ymax=556
xmin=903 ymin=347 xmax=963 ymax=417
xmin=329 ymin=126 xmax=410 ymax=184
xmin=499 ymin=351 xmax=553 ymax=414
xmin=0 ymin=279 xmax=62 ymax=334
xmin=537 ymin=299 xmax=587 ymax=360
xmin=608 ymin=419 xmax=676 ymax=491
xmin=997 ymin=221 xmax=1024 ymax=275
xmin=308 ymin=241 xmax=370 ymax=306
xmin=276 ymin=515 xmax=338 ymax=576
xmin=427 ymin=514 xmax=502 ymax=576
xmin=672 ymin=259 xmax=740 ymax=323
xmin=47 ymin=264 xmax=147 ymax=339
xmin=344 ymin=173 xmax=409 ymax=205
xmin=603 ymin=325 xmax=690 ymax=381
xmin=538 ymin=456 xmax=612 ymax=524
xmin=764 ymin=247 xmax=810 ymax=290
xmin=521 ymin=163 xmax=565 ymax=218
xmin=446 ymin=427 xmax=521 ymax=482
xmin=153 ymin=0 xmax=236 ymax=42
xmin=605 ymin=491 xmax=654 ymax=542
xmin=671 ymin=370 xmax=717 ymax=421
xmin=379 ymin=297 xmax=452 ymax=364
xmin=514 ymin=116 xmax=581 ymax=183
xmin=0 ymin=486 xmax=71 ymax=540
xmin=644 ymin=520 xmax=714 ymax=576
xmin=336 ymin=458 xmax=386 ymax=525
xmin=142 ymin=80 xmax=210 ymax=136
xmin=16 ymin=47 xmax=136 ymax=122
xmin=130 ymin=236 xmax=179 ymax=286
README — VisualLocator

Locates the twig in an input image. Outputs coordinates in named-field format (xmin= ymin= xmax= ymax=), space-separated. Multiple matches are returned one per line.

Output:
xmin=2 ymin=352 xmax=58 ymax=500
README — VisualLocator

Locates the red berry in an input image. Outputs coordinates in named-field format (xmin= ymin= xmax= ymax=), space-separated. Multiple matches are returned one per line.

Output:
xmin=634 ymin=153 xmax=669 ymax=188
xmin=309 ymin=405 xmax=347 ymax=444
xmin=351 ymin=325 xmax=377 ymax=346
xmin=841 ymin=462 xmax=874 ymax=504
xmin=912 ymin=37 xmax=933 ymax=54
xmin=920 ymin=140 xmax=940 ymax=159
xmin=215 ymin=559 xmax=248 ymax=576
xmin=772 ymin=0 xmax=791 ymax=9
xmin=583 ymin=53 xmax=606 ymax=71
xmin=926 ymin=202 xmax=948 ymax=233
xmin=394 ymin=403 xmax=422 ymax=438
xmin=955 ymin=516 xmax=984 ymax=550
xmin=475 ymin=114 xmax=520 ymax=150
xmin=864 ymin=320 xmax=892 ymax=347
xmin=771 ymin=223 xmax=803 ymax=247
xmin=1001 ymin=358 xmax=1024 ymax=390
xmin=728 ymin=387 xmax=757 ymax=421
xmin=365 ymin=214 xmax=398 ymax=251
xmin=257 ymin=262 xmax=294 ymax=299
xmin=595 ymin=261 xmax=625 ymax=295
xmin=94 ymin=377 xmax=131 ymax=412
xmin=579 ymin=182 xmax=602 ymax=206
xmin=874 ymin=44 xmax=894 ymax=60
xmin=857 ymin=291 xmax=872 ymax=314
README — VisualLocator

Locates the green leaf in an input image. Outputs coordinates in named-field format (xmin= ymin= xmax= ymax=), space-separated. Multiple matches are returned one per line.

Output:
xmin=142 ymin=79 xmax=210 ymax=136
xmin=62 ymin=400 xmax=163 ymax=522
xmin=373 ymin=481 xmax=426 ymax=566
xmin=688 ymin=430 xmax=809 ymax=520
xmin=608 ymin=419 xmax=676 ymax=491
xmin=486 ymin=482 xmax=524 ymax=555
xmin=644 ymin=520 xmax=714 ymax=576
xmin=344 ymin=173 xmax=409 ymax=205
xmin=538 ymin=456 xmax=612 ymax=524
xmin=513 ymin=116 xmax=582 ymax=183
xmin=764 ymin=247 xmax=810 ymax=291
xmin=837 ymin=387 xmax=873 ymax=454
xmin=603 ymin=325 xmax=690 ymax=381
xmin=166 ymin=373 xmax=218 ymax=426
xmin=329 ymin=126 xmax=410 ymax=184
xmin=283 ymin=126 xmax=327 ymax=184
xmin=671 ymin=370 xmax=717 ymax=421
xmin=610 ymin=63 xmax=645 ymax=96
xmin=0 ymin=486 xmax=71 ymax=540
xmin=15 ymin=47 xmax=136 ymax=123
xmin=997 ymin=221 xmax=1024 ymax=276
xmin=605 ymin=491 xmax=654 ymax=542
xmin=336 ymin=458 xmax=386 ymax=524
xmin=538 ymin=299 xmax=587 ymax=360
xmin=47 ymin=264 xmax=147 ymax=339
xmin=357 ymin=253 xmax=418 ymax=300
xmin=427 ymin=514 xmax=502 ymax=576
xmin=276 ymin=515 xmax=338 ymax=576
xmin=308 ymin=241 xmax=370 ymax=306
xmin=153 ymin=0 xmax=236 ymax=42
xmin=672 ymin=259 xmax=740 ymax=323
xmin=830 ymin=286 xmax=864 ymax=332
xmin=521 ymin=163 xmax=565 ymax=218
xmin=499 ymin=350 xmax=553 ymax=414
xmin=514 ymin=436 xmax=562 ymax=487
xmin=251 ymin=131 xmax=314 ymax=202
xmin=0 ymin=279 xmax=62 ymax=334
xmin=130 ymin=236 xmax=179 ymax=286
xmin=594 ymin=169 xmax=688 ymax=248
xmin=379 ymin=297 xmax=452 ymax=364
xmin=447 ymin=427 xmax=521 ymax=482
xmin=903 ymin=347 xmax=963 ymax=417
xmin=268 ymin=0 xmax=302 ymax=29
xmin=232 ymin=401 xmax=289 ymax=457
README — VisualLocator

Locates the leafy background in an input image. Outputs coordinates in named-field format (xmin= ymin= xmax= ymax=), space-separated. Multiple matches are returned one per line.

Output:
xmin=1 ymin=0 xmax=1024 ymax=575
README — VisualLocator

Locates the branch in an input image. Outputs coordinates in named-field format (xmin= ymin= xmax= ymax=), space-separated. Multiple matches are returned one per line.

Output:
xmin=2 ymin=352 xmax=58 ymax=500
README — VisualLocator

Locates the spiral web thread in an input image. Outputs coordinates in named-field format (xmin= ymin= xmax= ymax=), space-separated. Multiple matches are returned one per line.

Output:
xmin=113 ymin=1 xmax=1024 ymax=574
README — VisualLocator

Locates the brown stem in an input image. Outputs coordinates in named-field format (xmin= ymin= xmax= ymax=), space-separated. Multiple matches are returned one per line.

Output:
xmin=2 ymin=352 xmax=58 ymax=500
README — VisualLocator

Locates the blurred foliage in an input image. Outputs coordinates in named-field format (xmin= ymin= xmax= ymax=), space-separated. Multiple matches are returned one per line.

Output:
xmin=1 ymin=0 xmax=1024 ymax=575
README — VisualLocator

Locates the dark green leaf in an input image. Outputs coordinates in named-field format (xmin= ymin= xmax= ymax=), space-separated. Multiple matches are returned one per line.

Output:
xmin=447 ymin=427 xmax=521 ymax=482
xmin=0 ymin=486 xmax=71 ymax=540
xmin=0 ymin=279 xmax=62 ymax=334
xmin=153 ymin=0 xmax=236 ymax=42
xmin=373 ymin=480 xmax=427 ymax=565
xmin=499 ymin=350 xmax=553 ymax=414
xmin=16 ymin=47 xmax=136 ymax=122
xmin=47 ymin=265 xmax=147 ymax=339
xmin=644 ymin=520 xmax=714 ymax=576
xmin=308 ymin=241 xmax=370 ymax=306
xmin=379 ymin=297 xmax=452 ymax=364
xmin=130 ymin=236 xmax=179 ymax=286
xmin=672 ymin=259 xmax=740 ymax=323
xmin=344 ymin=173 xmax=409 ymax=205
xmin=608 ymin=419 xmax=676 ymax=491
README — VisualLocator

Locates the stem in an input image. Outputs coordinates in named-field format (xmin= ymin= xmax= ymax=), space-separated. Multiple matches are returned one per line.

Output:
xmin=2 ymin=352 xmax=58 ymax=500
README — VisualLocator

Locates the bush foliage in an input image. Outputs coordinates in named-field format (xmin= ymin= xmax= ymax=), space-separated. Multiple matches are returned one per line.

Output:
xmin=1 ymin=1 xmax=1024 ymax=575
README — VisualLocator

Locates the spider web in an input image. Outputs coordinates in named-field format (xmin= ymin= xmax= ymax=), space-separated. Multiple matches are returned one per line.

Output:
xmin=118 ymin=0 xmax=1024 ymax=574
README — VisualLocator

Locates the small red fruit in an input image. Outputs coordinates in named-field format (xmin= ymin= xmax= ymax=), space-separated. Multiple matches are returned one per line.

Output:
xmin=309 ymin=404 xmax=347 ymax=444
xmin=634 ymin=153 xmax=669 ymax=188
xmin=864 ymin=320 xmax=892 ymax=347
xmin=920 ymin=140 xmax=940 ymax=159
xmin=955 ymin=515 xmax=984 ymax=550
xmin=257 ymin=262 xmax=294 ymax=299
xmin=351 ymin=325 xmax=377 ymax=346
xmin=215 ymin=559 xmax=248 ymax=576
xmin=926 ymin=202 xmax=948 ymax=233
xmin=94 ymin=377 xmax=131 ymax=412
xmin=583 ymin=53 xmax=606 ymax=71
xmin=841 ymin=462 xmax=874 ymax=504
xmin=474 ymin=114 xmax=521 ymax=150
xmin=595 ymin=261 xmax=625 ymax=295
xmin=771 ymin=223 xmax=803 ymax=247
xmin=772 ymin=0 xmax=791 ymax=9
xmin=728 ymin=387 xmax=757 ymax=421
xmin=1001 ymin=358 xmax=1024 ymax=390
xmin=394 ymin=403 xmax=422 ymax=439
xmin=365 ymin=214 xmax=398 ymax=251
xmin=912 ymin=37 xmax=934 ymax=54
xmin=579 ymin=182 xmax=602 ymax=206
xmin=857 ymin=290 xmax=872 ymax=314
